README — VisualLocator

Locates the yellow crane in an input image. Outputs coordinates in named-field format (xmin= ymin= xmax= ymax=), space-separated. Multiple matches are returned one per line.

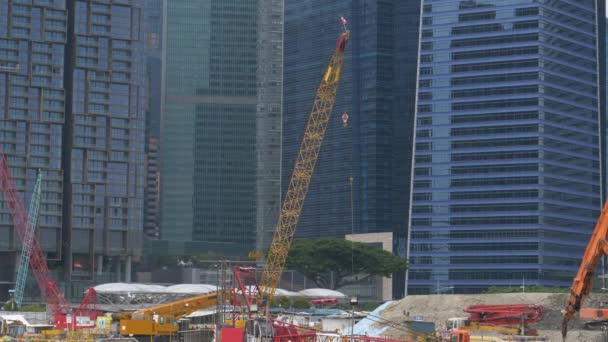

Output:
xmin=113 ymin=291 xmax=218 ymax=336
xmin=260 ymin=24 xmax=350 ymax=304
xmin=111 ymin=20 xmax=349 ymax=341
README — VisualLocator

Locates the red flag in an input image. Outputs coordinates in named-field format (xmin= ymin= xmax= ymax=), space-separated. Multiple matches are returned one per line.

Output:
xmin=340 ymin=16 xmax=347 ymax=26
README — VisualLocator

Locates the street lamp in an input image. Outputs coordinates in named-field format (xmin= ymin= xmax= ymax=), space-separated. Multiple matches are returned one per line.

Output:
xmin=350 ymin=296 xmax=358 ymax=341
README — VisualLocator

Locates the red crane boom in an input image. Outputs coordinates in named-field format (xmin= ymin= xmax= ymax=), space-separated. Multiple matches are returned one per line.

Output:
xmin=0 ymin=155 xmax=70 ymax=324
xmin=465 ymin=304 xmax=544 ymax=326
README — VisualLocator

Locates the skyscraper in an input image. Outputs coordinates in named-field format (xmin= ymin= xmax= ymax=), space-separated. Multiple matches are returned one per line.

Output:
xmin=409 ymin=0 xmax=606 ymax=294
xmin=283 ymin=0 xmax=421 ymax=298
xmin=65 ymin=0 xmax=145 ymax=290
xmin=158 ymin=0 xmax=283 ymax=256
xmin=0 ymin=0 xmax=145 ymax=301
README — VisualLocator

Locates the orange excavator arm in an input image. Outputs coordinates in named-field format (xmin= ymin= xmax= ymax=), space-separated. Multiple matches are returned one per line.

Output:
xmin=562 ymin=200 xmax=608 ymax=339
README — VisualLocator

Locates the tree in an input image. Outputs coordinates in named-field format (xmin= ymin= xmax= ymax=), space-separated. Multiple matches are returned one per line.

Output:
xmin=284 ymin=237 xmax=407 ymax=289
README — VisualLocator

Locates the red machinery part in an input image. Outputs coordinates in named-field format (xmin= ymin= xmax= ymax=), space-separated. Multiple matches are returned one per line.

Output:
xmin=465 ymin=304 xmax=544 ymax=325
xmin=232 ymin=266 xmax=263 ymax=316
xmin=311 ymin=298 xmax=339 ymax=306
xmin=0 ymin=155 xmax=102 ymax=329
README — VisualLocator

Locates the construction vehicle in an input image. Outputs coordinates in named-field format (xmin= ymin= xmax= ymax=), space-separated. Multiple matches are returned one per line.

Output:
xmin=578 ymin=306 xmax=608 ymax=330
xmin=447 ymin=330 xmax=548 ymax=342
xmin=447 ymin=304 xmax=543 ymax=336
xmin=0 ymin=155 xmax=101 ymax=329
xmin=447 ymin=330 xmax=517 ymax=342
xmin=237 ymin=20 xmax=349 ymax=342
xmin=112 ymin=291 xmax=217 ymax=339
xmin=562 ymin=200 xmax=608 ymax=339
xmin=449 ymin=330 xmax=472 ymax=342
xmin=258 ymin=17 xmax=349 ymax=308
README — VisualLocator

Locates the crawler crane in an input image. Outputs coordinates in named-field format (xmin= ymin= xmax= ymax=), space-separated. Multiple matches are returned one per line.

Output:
xmin=234 ymin=19 xmax=350 ymax=342
xmin=259 ymin=19 xmax=349 ymax=307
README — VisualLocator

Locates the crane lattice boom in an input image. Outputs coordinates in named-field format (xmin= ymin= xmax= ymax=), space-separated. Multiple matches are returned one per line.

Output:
xmin=0 ymin=156 xmax=70 ymax=320
xmin=14 ymin=171 xmax=43 ymax=307
xmin=259 ymin=30 xmax=349 ymax=302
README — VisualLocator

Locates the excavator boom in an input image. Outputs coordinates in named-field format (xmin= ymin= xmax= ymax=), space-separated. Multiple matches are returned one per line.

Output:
xmin=562 ymin=200 xmax=608 ymax=339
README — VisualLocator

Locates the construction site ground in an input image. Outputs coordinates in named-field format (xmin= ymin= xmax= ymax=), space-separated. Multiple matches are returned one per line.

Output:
xmin=372 ymin=292 xmax=608 ymax=342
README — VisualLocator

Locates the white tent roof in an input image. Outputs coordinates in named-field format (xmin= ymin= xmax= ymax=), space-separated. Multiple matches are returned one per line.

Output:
xmin=297 ymin=288 xmax=347 ymax=298
xmin=234 ymin=286 xmax=299 ymax=297
xmin=272 ymin=288 xmax=300 ymax=297
xmin=0 ymin=315 xmax=30 ymax=326
xmin=94 ymin=283 xmax=344 ymax=300
xmin=165 ymin=284 xmax=217 ymax=294
xmin=94 ymin=283 xmax=168 ymax=294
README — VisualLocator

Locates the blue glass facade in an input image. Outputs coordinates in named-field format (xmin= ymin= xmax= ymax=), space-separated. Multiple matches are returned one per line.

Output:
xmin=0 ymin=0 xmax=145 ymax=300
xmin=284 ymin=0 xmax=420 ymax=298
xmin=65 ymin=0 xmax=145 ymax=284
xmin=409 ymin=0 xmax=606 ymax=294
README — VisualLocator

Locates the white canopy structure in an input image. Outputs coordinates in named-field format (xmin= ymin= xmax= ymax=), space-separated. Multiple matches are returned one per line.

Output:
xmin=297 ymin=288 xmax=347 ymax=298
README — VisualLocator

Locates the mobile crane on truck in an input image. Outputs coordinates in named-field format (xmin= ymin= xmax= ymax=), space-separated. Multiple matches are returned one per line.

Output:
xmin=562 ymin=200 xmax=608 ymax=340
xmin=113 ymin=291 xmax=218 ymax=338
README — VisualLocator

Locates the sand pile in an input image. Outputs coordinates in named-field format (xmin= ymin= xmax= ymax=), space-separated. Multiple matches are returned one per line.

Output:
xmin=370 ymin=292 xmax=608 ymax=342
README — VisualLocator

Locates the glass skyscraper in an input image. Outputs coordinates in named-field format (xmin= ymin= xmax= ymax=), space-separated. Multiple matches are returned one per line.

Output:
xmin=283 ymin=0 xmax=420 ymax=298
xmin=0 ymin=0 xmax=145 ymax=301
xmin=158 ymin=0 xmax=282 ymax=256
xmin=67 ymin=0 xmax=145 ymax=286
xmin=409 ymin=0 xmax=606 ymax=294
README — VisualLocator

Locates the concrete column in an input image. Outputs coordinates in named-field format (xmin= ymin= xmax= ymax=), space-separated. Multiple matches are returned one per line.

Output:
xmin=96 ymin=255 xmax=103 ymax=276
xmin=125 ymin=256 xmax=132 ymax=283
xmin=116 ymin=259 xmax=122 ymax=282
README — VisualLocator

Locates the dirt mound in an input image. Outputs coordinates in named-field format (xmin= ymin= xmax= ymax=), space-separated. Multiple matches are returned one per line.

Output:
xmin=373 ymin=292 xmax=608 ymax=342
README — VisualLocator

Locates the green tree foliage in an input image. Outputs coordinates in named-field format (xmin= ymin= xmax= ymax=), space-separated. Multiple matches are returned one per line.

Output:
xmin=285 ymin=238 xmax=407 ymax=289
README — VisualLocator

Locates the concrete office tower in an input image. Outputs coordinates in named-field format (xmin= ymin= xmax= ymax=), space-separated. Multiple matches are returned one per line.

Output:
xmin=0 ymin=0 xmax=145 ymax=301
xmin=159 ymin=0 xmax=283 ymax=256
xmin=283 ymin=0 xmax=421 ymax=298
xmin=409 ymin=0 xmax=606 ymax=294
